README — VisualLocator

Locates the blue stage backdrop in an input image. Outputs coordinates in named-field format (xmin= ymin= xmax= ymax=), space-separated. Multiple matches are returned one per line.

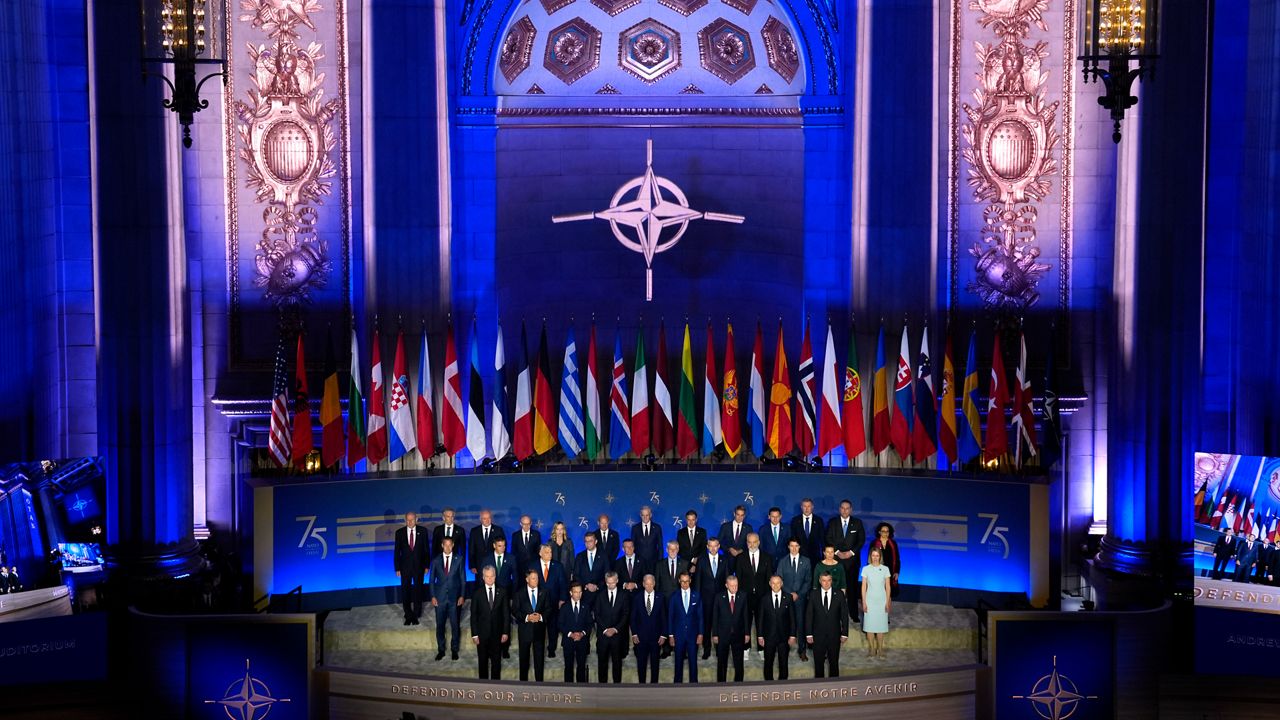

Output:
xmin=990 ymin=614 xmax=1116 ymax=719
xmin=255 ymin=471 xmax=1048 ymax=604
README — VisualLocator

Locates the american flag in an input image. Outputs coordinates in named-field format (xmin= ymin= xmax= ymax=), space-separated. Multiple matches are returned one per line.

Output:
xmin=268 ymin=337 xmax=293 ymax=467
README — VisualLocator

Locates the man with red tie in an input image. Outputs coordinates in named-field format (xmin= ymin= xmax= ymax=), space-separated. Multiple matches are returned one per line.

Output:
xmin=394 ymin=511 xmax=430 ymax=626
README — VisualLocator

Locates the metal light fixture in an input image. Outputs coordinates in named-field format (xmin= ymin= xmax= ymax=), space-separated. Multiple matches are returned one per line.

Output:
xmin=140 ymin=0 xmax=227 ymax=147
xmin=1078 ymin=0 xmax=1159 ymax=143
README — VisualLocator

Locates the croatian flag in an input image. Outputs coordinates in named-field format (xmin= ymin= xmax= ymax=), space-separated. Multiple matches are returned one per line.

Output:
xmin=388 ymin=331 xmax=417 ymax=464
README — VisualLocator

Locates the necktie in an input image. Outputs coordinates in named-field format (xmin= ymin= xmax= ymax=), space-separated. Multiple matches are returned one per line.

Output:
xmin=752 ymin=553 xmax=757 ymax=572
xmin=409 ymin=528 xmax=415 ymax=549
xmin=532 ymin=589 xmax=537 ymax=607
xmin=824 ymin=591 xmax=830 ymax=610
xmin=647 ymin=594 xmax=653 ymax=614
xmin=603 ymin=530 xmax=608 ymax=546
xmin=628 ymin=557 xmax=633 ymax=574
xmin=793 ymin=557 xmax=798 ymax=574
xmin=542 ymin=562 xmax=548 ymax=581
xmin=574 ymin=602 xmax=579 ymax=615
xmin=496 ymin=555 xmax=502 ymax=572
xmin=670 ymin=558 xmax=675 ymax=577
xmin=734 ymin=524 xmax=740 ymax=542
xmin=690 ymin=528 xmax=695 ymax=543
xmin=711 ymin=556 xmax=717 ymax=575
xmin=484 ymin=527 xmax=489 ymax=542
xmin=684 ymin=591 xmax=689 ymax=611
xmin=805 ymin=517 xmax=810 ymax=536
xmin=773 ymin=526 xmax=778 ymax=544
xmin=610 ymin=590 xmax=615 ymax=605
xmin=729 ymin=594 xmax=735 ymax=614
xmin=444 ymin=555 xmax=450 ymax=575
xmin=775 ymin=594 xmax=780 ymax=610
xmin=843 ymin=519 xmax=848 ymax=535
xmin=589 ymin=552 xmax=595 ymax=571
xmin=644 ymin=524 xmax=649 ymax=537
xmin=525 ymin=532 xmax=529 ymax=545
xmin=488 ymin=586 xmax=494 ymax=605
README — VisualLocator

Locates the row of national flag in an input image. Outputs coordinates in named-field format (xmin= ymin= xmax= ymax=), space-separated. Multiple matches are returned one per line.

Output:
xmin=267 ymin=320 xmax=1063 ymax=472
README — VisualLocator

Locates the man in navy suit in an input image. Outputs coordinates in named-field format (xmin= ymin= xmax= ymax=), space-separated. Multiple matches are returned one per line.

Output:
xmin=511 ymin=514 xmax=542 ymax=570
xmin=588 ymin=514 xmax=622 ymax=563
xmin=512 ymin=568 xmax=551 ymax=681
xmin=559 ymin=582 xmax=594 ymax=682
xmin=432 ymin=507 xmax=467 ymax=570
xmin=594 ymin=572 xmax=630 ymax=683
xmin=530 ymin=543 xmax=568 ymax=658
xmin=1236 ymin=533 xmax=1261 ymax=583
xmin=677 ymin=510 xmax=708 ymax=572
xmin=825 ymin=499 xmax=864 ymax=619
xmin=429 ymin=537 xmax=465 ymax=661
xmin=393 ymin=512 xmax=430 ymax=625
xmin=470 ymin=566 xmax=510 ymax=680
xmin=481 ymin=537 xmax=516 ymax=591
xmin=717 ymin=505 xmax=752 ymax=560
xmin=630 ymin=506 xmax=663 ymax=568
xmin=667 ymin=572 xmax=703 ymax=683
xmin=468 ymin=509 xmax=506 ymax=577
xmin=615 ymin=539 xmax=646 ymax=657
xmin=696 ymin=537 xmax=729 ymax=659
xmin=789 ymin=498 xmax=825 ymax=563
xmin=758 ymin=507 xmax=792 ymax=562
xmin=806 ymin=572 xmax=849 ymax=678
xmin=758 ymin=574 xmax=796 ymax=680
xmin=1211 ymin=528 xmax=1237 ymax=580
xmin=778 ymin=538 xmax=812 ymax=661
xmin=575 ymin=533 xmax=608 ymax=608
xmin=710 ymin=575 xmax=748 ymax=682
xmin=631 ymin=574 xmax=666 ymax=683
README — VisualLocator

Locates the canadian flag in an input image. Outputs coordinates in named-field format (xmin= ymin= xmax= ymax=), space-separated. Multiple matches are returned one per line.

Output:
xmin=1209 ymin=493 xmax=1227 ymax=529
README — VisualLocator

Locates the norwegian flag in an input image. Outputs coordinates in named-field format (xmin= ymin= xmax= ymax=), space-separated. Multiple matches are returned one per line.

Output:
xmin=267 ymin=337 xmax=292 ymax=467
xmin=1209 ymin=492 xmax=1227 ymax=529
xmin=795 ymin=322 xmax=817 ymax=456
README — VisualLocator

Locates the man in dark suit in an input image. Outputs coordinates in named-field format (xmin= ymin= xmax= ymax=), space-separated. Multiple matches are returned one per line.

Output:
xmin=825 ymin=499 xmax=865 ymax=619
xmin=615 ymin=539 xmax=646 ymax=656
xmin=433 ymin=507 xmax=467 ymax=568
xmin=758 ymin=507 xmax=792 ymax=563
xmin=778 ymin=538 xmax=813 ymax=661
xmin=667 ymin=572 xmax=703 ymax=683
xmin=393 ymin=512 xmax=430 ymax=625
xmin=631 ymin=574 xmax=666 ymax=683
xmin=717 ymin=505 xmax=752 ymax=560
xmin=656 ymin=539 xmax=688 ymax=658
xmin=429 ymin=537 xmax=466 ymax=660
xmin=677 ymin=510 xmax=708 ymax=572
xmin=594 ymin=572 xmax=630 ymax=683
xmin=697 ymin=537 xmax=729 ymax=659
xmin=1211 ymin=528 xmax=1237 ymax=580
xmin=575 ymin=533 xmax=607 ymax=608
xmin=710 ymin=575 xmax=748 ymax=682
xmin=806 ymin=572 xmax=849 ymax=678
xmin=1235 ymin=533 xmax=1261 ymax=583
xmin=531 ymin=543 xmax=568 ymax=658
xmin=470 ymin=566 xmax=510 ymax=680
xmin=790 ymin=498 xmax=825 ymax=563
xmin=630 ymin=506 xmax=663 ymax=568
xmin=1256 ymin=538 xmax=1276 ymax=584
xmin=513 ymin=568 xmax=551 ymax=681
xmin=481 ymin=537 xmax=516 ymax=591
xmin=468 ymin=509 xmax=506 ymax=577
xmin=559 ymin=582 xmax=594 ymax=682
xmin=758 ymin=574 xmax=796 ymax=680
xmin=588 ymin=514 xmax=622 ymax=563
xmin=736 ymin=532 xmax=773 ymax=655
xmin=511 ymin=514 xmax=542 ymax=570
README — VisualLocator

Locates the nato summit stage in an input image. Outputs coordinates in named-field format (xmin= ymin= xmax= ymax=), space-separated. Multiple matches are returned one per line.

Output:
xmin=1 ymin=0 xmax=1279 ymax=717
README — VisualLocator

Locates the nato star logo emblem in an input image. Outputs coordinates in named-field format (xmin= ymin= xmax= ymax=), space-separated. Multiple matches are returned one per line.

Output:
xmin=604 ymin=492 xmax=616 ymax=505
xmin=204 ymin=659 xmax=290 ymax=720
xmin=70 ymin=497 xmax=91 ymax=517
xmin=698 ymin=493 xmax=710 ymax=505
xmin=1012 ymin=655 xmax=1097 ymax=720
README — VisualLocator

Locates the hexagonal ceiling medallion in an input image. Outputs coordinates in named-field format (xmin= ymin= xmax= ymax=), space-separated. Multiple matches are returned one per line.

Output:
xmin=498 ymin=17 xmax=537 ymax=84
xmin=697 ymin=18 xmax=755 ymax=85
xmin=721 ymin=0 xmax=757 ymax=14
xmin=619 ymin=18 xmax=682 ymax=84
xmin=543 ymin=17 xmax=603 ymax=85
xmin=760 ymin=16 xmax=800 ymax=83
xmin=657 ymin=0 xmax=708 ymax=17
xmin=592 ymin=0 xmax=641 ymax=16
xmin=540 ymin=0 xmax=575 ymax=14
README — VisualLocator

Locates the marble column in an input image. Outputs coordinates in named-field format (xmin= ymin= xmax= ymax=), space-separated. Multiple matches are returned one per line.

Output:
xmin=90 ymin=0 xmax=200 ymax=580
xmin=1094 ymin=0 xmax=1208 ymax=585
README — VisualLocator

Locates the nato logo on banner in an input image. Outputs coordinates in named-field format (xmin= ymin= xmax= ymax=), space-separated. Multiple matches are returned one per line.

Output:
xmin=187 ymin=621 xmax=310 ymax=720
xmin=992 ymin=616 xmax=1114 ymax=720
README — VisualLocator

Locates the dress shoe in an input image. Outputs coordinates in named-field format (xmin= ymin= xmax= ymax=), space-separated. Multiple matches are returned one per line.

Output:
xmin=451 ymin=651 xmax=459 ymax=660
xmin=435 ymin=650 xmax=445 ymax=661
xmin=503 ymin=650 xmax=511 ymax=659
xmin=548 ymin=649 xmax=557 ymax=658
xmin=411 ymin=618 xmax=420 ymax=625
xmin=798 ymin=651 xmax=808 ymax=662
xmin=403 ymin=618 xmax=412 ymax=626
xmin=702 ymin=650 xmax=711 ymax=660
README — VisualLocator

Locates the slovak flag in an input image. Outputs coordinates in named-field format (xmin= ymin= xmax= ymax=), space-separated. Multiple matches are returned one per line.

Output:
xmin=388 ymin=331 xmax=417 ymax=464
xmin=889 ymin=324 xmax=913 ymax=462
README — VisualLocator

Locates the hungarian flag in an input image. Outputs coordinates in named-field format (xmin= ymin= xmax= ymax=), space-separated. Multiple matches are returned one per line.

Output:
xmin=346 ymin=327 xmax=365 ymax=467
xmin=557 ymin=328 xmax=584 ymax=458
xmin=320 ymin=328 xmax=344 ymax=468
xmin=441 ymin=323 xmax=466 ymax=457
xmin=701 ymin=323 xmax=721 ymax=457
xmin=817 ymin=322 xmax=843 ymax=459
xmin=675 ymin=323 xmax=698 ymax=460
xmin=984 ymin=331 xmax=1010 ymax=463
xmin=1012 ymin=330 xmax=1039 ymax=466
xmin=767 ymin=322 xmax=793 ymax=458
xmin=794 ymin=322 xmax=817 ymax=457
xmin=630 ymin=327 xmax=650 ymax=456
xmin=871 ymin=325 xmax=891 ymax=455
xmin=652 ymin=322 xmax=675 ymax=458
xmin=747 ymin=322 xmax=767 ymax=458
xmin=268 ymin=336 xmax=292 ymax=467
xmin=491 ymin=325 xmax=511 ymax=460
xmin=389 ymin=331 xmax=417 ymax=464
xmin=938 ymin=332 xmax=959 ymax=468
xmin=532 ymin=323 xmax=557 ymax=455
xmin=889 ymin=325 xmax=913 ymax=462
xmin=366 ymin=330 xmax=387 ymax=466
xmin=721 ymin=323 xmax=742 ymax=458
xmin=910 ymin=327 xmax=937 ymax=464
xmin=513 ymin=322 xmax=534 ymax=460
xmin=1040 ymin=327 xmax=1063 ymax=469
xmin=959 ymin=329 xmax=982 ymax=464
xmin=416 ymin=328 xmax=436 ymax=458
xmin=465 ymin=323 xmax=486 ymax=463
xmin=609 ymin=329 xmax=631 ymax=460
xmin=291 ymin=333 xmax=314 ymax=468
xmin=842 ymin=323 xmax=866 ymax=460
xmin=584 ymin=323 xmax=602 ymax=461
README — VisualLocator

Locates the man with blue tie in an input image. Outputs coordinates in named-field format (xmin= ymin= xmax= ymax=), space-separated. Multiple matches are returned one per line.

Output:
xmin=575 ymin=533 xmax=607 ymax=608
xmin=778 ymin=538 xmax=813 ymax=662
xmin=759 ymin=507 xmax=792 ymax=562
xmin=630 ymin=506 xmax=663 ymax=568
xmin=789 ymin=498 xmax=825 ymax=563
xmin=531 ymin=543 xmax=568 ymax=659
xmin=428 ymin=537 xmax=465 ymax=661
xmin=696 ymin=537 xmax=728 ymax=660
xmin=560 ymin=582 xmax=594 ymax=682
xmin=631 ymin=574 xmax=666 ymax=683
xmin=667 ymin=572 xmax=703 ymax=683
xmin=513 ymin=568 xmax=550 ymax=681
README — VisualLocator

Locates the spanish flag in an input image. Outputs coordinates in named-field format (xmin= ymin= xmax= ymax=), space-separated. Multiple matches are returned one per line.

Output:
xmin=767 ymin=322 xmax=793 ymax=457
xmin=938 ymin=331 xmax=959 ymax=468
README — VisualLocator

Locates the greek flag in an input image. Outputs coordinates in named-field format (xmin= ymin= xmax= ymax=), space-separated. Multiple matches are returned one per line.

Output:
xmin=558 ymin=329 xmax=585 ymax=457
